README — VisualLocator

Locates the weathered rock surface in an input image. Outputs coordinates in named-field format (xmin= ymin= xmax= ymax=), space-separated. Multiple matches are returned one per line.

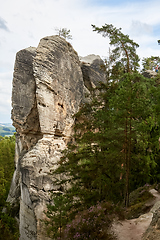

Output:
xmin=142 ymin=70 xmax=157 ymax=78
xmin=8 ymin=35 xmax=106 ymax=239
xmin=142 ymin=197 xmax=160 ymax=240
xmin=34 ymin=36 xmax=84 ymax=138
xmin=80 ymin=54 xmax=106 ymax=91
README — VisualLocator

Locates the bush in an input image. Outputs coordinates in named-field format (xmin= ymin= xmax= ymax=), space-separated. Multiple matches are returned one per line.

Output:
xmin=0 ymin=203 xmax=19 ymax=240
xmin=61 ymin=202 xmax=117 ymax=240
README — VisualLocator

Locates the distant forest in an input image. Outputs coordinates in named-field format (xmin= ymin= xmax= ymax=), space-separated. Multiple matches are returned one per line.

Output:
xmin=0 ymin=135 xmax=19 ymax=239
xmin=0 ymin=125 xmax=15 ymax=137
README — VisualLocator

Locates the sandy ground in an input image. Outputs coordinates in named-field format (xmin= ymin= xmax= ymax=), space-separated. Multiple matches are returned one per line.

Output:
xmin=112 ymin=189 xmax=160 ymax=240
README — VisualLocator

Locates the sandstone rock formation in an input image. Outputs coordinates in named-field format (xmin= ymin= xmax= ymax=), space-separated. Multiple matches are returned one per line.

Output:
xmin=142 ymin=208 xmax=160 ymax=240
xmin=80 ymin=54 xmax=106 ymax=91
xmin=142 ymin=70 xmax=157 ymax=78
xmin=8 ymin=36 xmax=106 ymax=239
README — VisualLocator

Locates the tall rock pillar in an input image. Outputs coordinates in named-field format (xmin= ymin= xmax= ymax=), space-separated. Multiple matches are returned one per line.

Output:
xmin=9 ymin=36 xmax=84 ymax=240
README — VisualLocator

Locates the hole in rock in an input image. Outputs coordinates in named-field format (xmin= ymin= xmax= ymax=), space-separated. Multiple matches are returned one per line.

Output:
xmin=38 ymin=102 xmax=46 ymax=107
xmin=58 ymin=103 xmax=64 ymax=109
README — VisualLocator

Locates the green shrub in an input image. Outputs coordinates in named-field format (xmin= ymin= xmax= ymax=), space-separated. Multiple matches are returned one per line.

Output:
xmin=61 ymin=202 xmax=117 ymax=240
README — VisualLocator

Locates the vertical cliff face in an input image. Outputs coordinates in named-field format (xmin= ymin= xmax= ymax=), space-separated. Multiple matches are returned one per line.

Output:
xmin=12 ymin=47 xmax=42 ymax=151
xmin=8 ymin=35 xmax=106 ymax=240
xmin=34 ymin=36 xmax=84 ymax=138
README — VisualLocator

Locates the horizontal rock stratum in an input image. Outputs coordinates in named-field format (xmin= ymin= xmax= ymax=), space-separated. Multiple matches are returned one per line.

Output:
xmin=8 ymin=35 xmax=106 ymax=240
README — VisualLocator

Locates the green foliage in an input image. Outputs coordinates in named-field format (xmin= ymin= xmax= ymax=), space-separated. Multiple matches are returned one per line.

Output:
xmin=0 ymin=206 xmax=19 ymax=240
xmin=44 ymin=192 xmax=73 ymax=240
xmin=111 ymin=73 xmax=159 ymax=188
xmin=142 ymin=56 xmax=160 ymax=72
xmin=44 ymin=23 xmax=160 ymax=238
xmin=0 ymin=167 xmax=6 ymax=207
xmin=0 ymin=135 xmax=18 ymax=239
xmin=57 ymin=73 xmax=159 ymax=208
xmin=55 ymin=28 xmax=72 ymax=40
xmin=92 ymin=23 xmax=140 ymax=74
xmin=0 ymin=135 xmax=15 ymax=197
xmin=62 ymin=202 xmax=117 ymax=240
xmin=91 ymin=23 xmax=160 ymax=207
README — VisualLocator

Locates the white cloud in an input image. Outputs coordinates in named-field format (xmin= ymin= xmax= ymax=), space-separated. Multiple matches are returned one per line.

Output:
xmin=130 ymin=21 xmax=152 ymax=36
xmin=0 ymin=17 xmax=9 ymax=31
xmin=0 ymin=71 xmax=12 ymax=122
xmin=0 ymin=0 xmax=160 ymax=122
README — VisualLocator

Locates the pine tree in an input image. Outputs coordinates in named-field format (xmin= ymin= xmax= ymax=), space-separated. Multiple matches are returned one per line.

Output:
xmin=53 ymin=24 xmax=159 ymax=208
xmin=55 ymin=28 xmax=72 ymax=40
xmin=45 ymin=24 xmax=160 ymax=238
xmin=91 ymin=23 xmax=140 ymax=74
xmin=91 ymin=24 xmax=159 ymax=206
xmin=142 ymin=56 xmax=160 ymax=72
xmin=44 ymin=191 xmax=73 ymax=240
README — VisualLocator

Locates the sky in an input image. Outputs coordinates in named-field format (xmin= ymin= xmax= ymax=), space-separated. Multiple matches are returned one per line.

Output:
xmin=0 ymin=0 xmax=160 ymax=123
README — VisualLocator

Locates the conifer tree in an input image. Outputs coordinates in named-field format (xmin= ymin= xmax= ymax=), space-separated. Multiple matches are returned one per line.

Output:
xmin=44 ymin=191 xmax=72 ymax=240
xmin=54 ymin=25 xmax=159 ymax=207
xmin=142 ymin=56 xmax=160 ymax=72
xmin=45 ymin=24 xmax=160 ymax=238
xmin=91 ymin=24 xmax=159 ymax=206
xmin=91 ymin=23 xmax=140 ymax=74
xmin=55 ymin=28 xmax=72 ymax=40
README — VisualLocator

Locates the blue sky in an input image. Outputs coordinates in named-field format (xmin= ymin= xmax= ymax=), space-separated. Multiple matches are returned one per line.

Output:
xmin=0 ymin=0 xmax=160 ymax=123
xmin=88 ymin=0 xmax=151 ymax=6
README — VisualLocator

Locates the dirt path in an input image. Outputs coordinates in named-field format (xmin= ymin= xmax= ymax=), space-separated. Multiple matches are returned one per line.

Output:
xmin=112 ymin=189 xmax=160 ymax=240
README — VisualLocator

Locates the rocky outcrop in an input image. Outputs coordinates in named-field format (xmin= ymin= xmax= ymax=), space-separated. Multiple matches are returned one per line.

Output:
xmin=142 ymin=70 xmax=157 ymax=78
xmin=8 ymin=36 xmax=106 ymax=239
xmin=80 ymin=54 xmax=106 ymax=91
xmin=142 ymin=207 xmax=160 ymax=240
xmin=112 ymin=189 xmax=160 ymax=240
